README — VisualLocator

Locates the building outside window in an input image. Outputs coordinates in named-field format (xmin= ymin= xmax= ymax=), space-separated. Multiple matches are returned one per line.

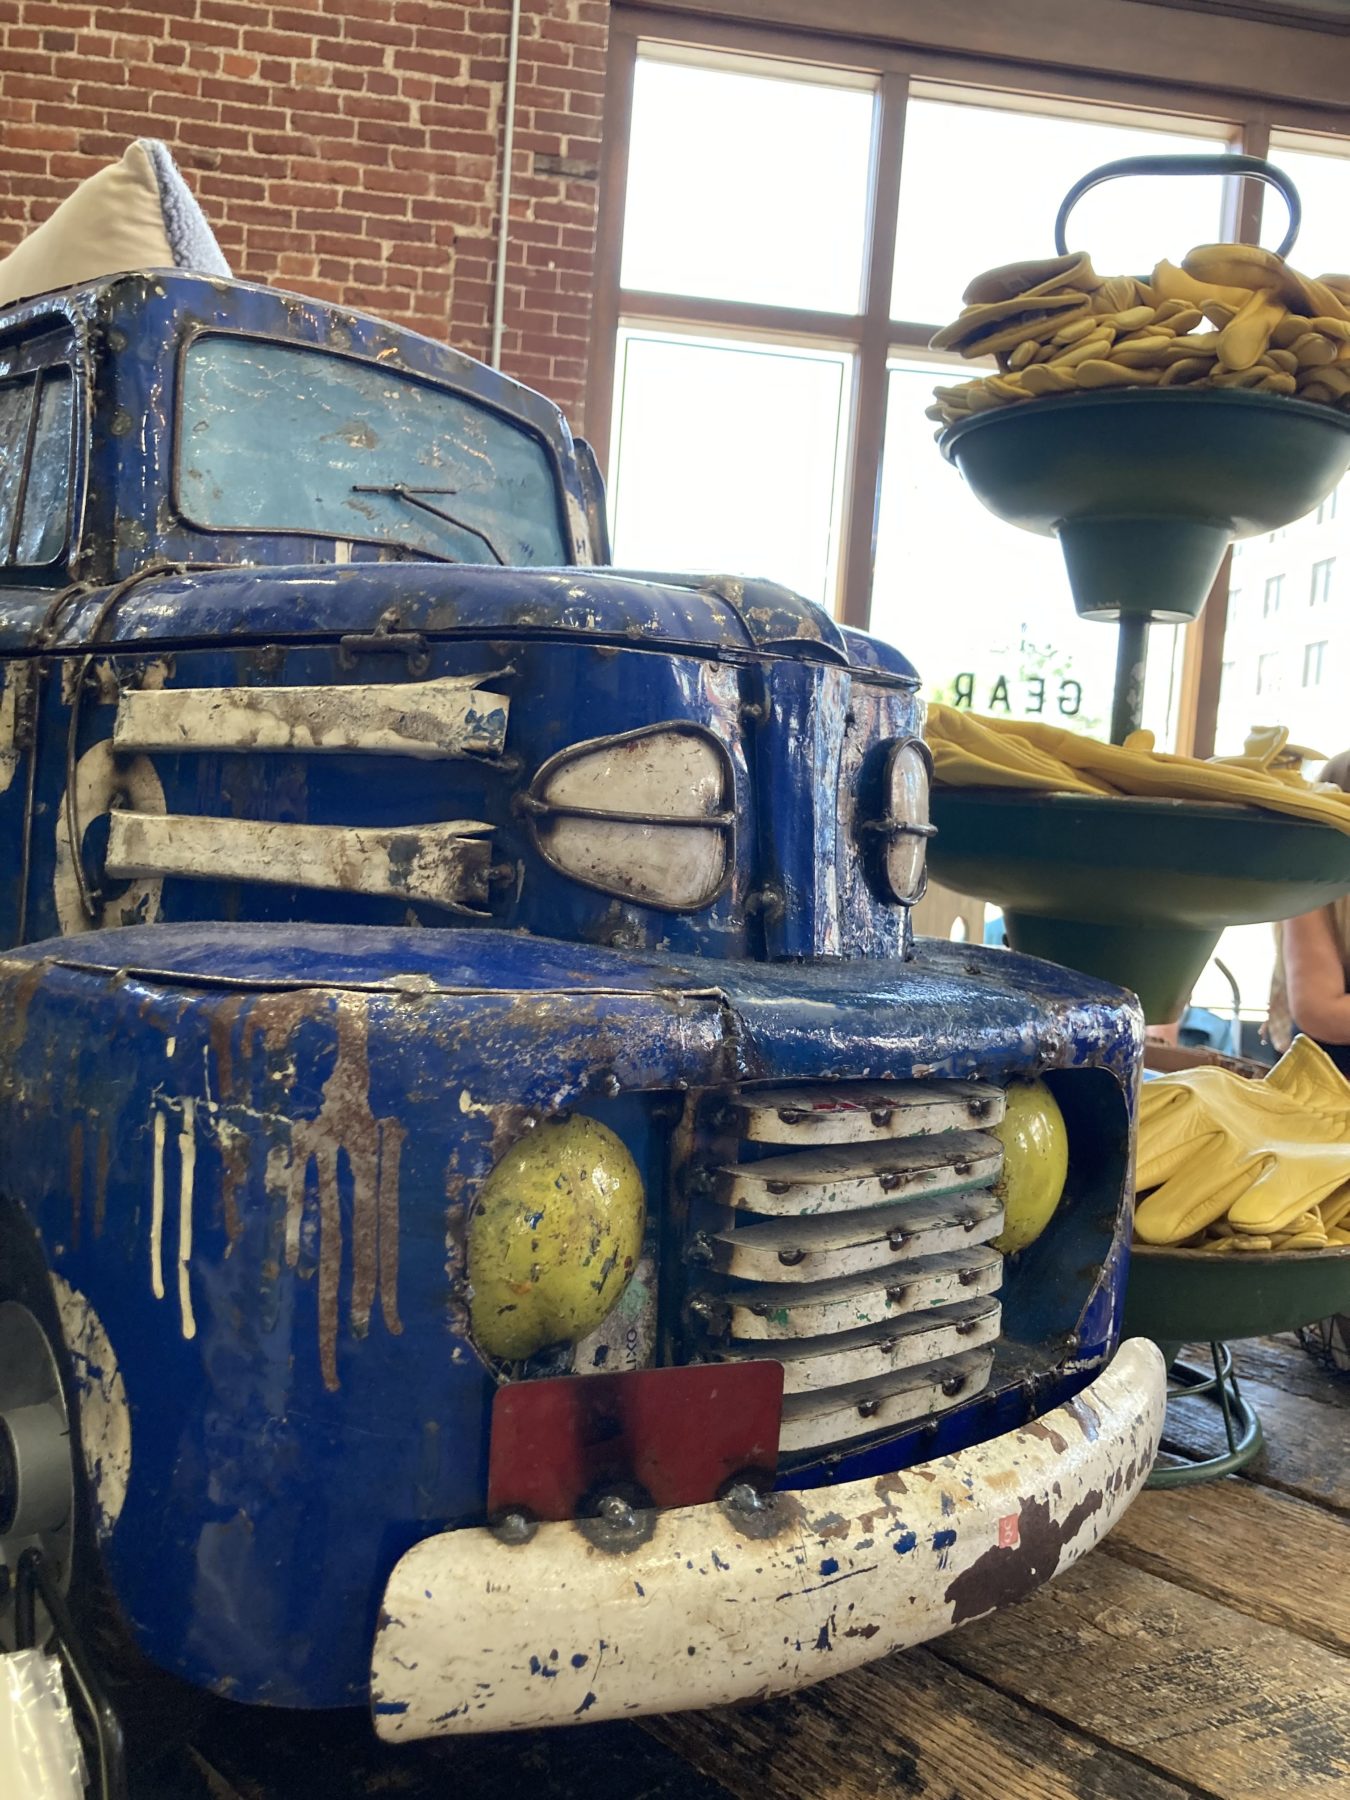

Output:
xmin=1303 ymin=641 xmax=1327 ymax=686
xmin=1263 ymin=574 xmax=1284 ymax=616
xmin=1311 ymin=558 xmax=1335 ymax=605
xmin=1256 ymin=651 xmax=1281 ymax=695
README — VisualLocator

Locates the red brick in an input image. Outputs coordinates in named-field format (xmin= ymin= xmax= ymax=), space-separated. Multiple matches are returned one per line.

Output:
xmin=0 ymin=0 xmax=603 ymax=416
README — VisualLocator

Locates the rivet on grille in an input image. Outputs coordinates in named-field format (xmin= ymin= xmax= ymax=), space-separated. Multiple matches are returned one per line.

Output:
xmin=954 ymin=1159 xmax=972 ymax=1176
xmin=969 ymin=1097 xmax=991 ymax=1119
xmin=885 ymin=1284 xmax=908 ymax=1304
xmin=777 ymin=1107 xmax=809 ymax=1126
xmin=777 ymin=1246 xmax=806 ymax=1267
xmin=685 ymin=1232 xmax=716 ymax=1267
xmin=766 ymin=1179 xmax=791 ymax=1195
xmin=857 ymin=1398 xmax=880 ymax=1418
xmin=956 ymin=1318 xmax=979 ymax=1336
xmin=959 ymin=1266 xmax=979 ymax=1286
xmin=869 ymin=1108 xmax=893 ymax=1129
xmin=878 ymin=1338 xmax=895 ymax=1353
xmin=959 ymin=1215 xmax=979 ymax=1232
xmin=941 ymin=1372 xmax=967 ymax=1397
xmin=879 ymin=1171 xmax=901 ymax=1192
xmin=887 ymin=1227 xmax=910 ymax=1251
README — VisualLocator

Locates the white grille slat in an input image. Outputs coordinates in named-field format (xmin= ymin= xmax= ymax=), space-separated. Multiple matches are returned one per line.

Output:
xmin=732 ymin=1080 xmax=1004 ymax=1145
xmin=720 ymin=1129 xmax=1002 ymax=1216
xmin=779 ymin=1348 xmax=995 ymax=1454
xmin=723 ymin=1246 xmax=1003 ymax=1340
xmin=708 ymin=1190 xmax=1004 ymax=1283
xmin=719 ymin=1296 xmax=1001 ymax=1394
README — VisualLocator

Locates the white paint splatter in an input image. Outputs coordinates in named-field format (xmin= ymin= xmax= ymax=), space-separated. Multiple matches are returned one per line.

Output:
xmin=177 ymin=1097 xmax=197 ymax=1340
xmin=49 ymin=1274 xmax=131 ymax=1542
xmin=150 ymin=1107 xmax=166 ymax=1301
xmin=0 ymin=664 xmax=25 ymax=795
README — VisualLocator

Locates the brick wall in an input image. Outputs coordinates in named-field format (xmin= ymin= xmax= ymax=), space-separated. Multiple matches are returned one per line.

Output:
xmin=0 ymin=0 xmax=608 ymax=427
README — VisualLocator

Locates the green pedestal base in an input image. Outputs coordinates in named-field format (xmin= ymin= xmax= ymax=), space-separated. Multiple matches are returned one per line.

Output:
xmin=929 ymin=789 xmax=1350 ymax=1024
xmin=1060 ymin=516 xmax=1228 ymax=624
xmin=1148 ymin=1343 xmax=1265 ymax=1489
xmin=1003 ymin=913 xmax=1217 ymax=1024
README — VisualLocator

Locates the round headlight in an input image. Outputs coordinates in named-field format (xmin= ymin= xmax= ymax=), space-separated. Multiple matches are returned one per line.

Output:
xmin=468 ymin=1115 xmax=646 ymax=1360
xmin=991 ymin=1079 xmax=1069 ymax=1254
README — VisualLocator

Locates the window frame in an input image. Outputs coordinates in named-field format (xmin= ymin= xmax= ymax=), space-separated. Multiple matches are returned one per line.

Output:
xmin=591 ymin=5 xmax=1350 ymax=755
xmin=0 ymin=337 xmax=77 ymax=573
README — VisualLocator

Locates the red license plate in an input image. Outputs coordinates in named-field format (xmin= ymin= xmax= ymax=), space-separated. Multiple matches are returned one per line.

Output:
xmin=487 ymin=1360 xmax=784 ymax=1522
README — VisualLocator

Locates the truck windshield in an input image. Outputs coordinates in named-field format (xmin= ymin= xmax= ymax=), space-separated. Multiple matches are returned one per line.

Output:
xmin=176 ymin=334 xmax=569 ymax=565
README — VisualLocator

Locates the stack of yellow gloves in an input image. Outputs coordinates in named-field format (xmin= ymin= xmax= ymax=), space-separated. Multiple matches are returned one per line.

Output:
xmin=1135 ymin=1036 xmax=1350 ymax=1252
xmin=926 ymin=709 xmax=1350 ymax=835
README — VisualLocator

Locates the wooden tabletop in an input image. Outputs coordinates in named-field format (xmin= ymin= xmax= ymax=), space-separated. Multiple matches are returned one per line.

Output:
xmin=134 ymin=1333 xmax=1350 ymax=1799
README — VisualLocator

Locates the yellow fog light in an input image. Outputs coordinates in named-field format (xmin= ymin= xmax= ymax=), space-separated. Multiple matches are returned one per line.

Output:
xmin=468 ymin=1115 xmax=646 ymax=1360
xmin=991 ymin=1079 xmax=1069 ymax=1255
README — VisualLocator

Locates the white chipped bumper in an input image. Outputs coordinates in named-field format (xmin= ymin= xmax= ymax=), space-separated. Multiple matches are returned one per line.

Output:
xmin=370 ymin=1336 xmax=1166 ymax=1738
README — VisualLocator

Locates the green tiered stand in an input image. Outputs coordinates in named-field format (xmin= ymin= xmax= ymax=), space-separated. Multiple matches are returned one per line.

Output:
xmin=928 ymin=154 xmax=1350 ymax=1483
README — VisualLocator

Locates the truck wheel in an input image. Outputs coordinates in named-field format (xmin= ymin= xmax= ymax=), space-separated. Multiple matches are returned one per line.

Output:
xmin=0 ymin=1201 xmax=135 ymax=1672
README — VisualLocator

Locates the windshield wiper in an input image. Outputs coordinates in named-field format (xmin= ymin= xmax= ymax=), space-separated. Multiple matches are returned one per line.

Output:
xmin=351 ymin=484 xmax=506 ymax=565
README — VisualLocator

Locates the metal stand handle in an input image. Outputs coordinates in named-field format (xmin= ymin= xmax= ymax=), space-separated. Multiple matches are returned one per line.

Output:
xmin=1054 ymin=153 xmax=1302 ymax=260
xmin=1051 ymin=154 xmax=1303 ymax=740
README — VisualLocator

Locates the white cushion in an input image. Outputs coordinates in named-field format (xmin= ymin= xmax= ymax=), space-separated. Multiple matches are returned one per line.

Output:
xmin=0 ymin=139 xmax=230 ymax=310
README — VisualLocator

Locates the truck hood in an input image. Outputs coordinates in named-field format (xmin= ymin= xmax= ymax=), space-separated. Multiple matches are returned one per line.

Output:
xmin=16 ymin=561 xmax=917 ymax=681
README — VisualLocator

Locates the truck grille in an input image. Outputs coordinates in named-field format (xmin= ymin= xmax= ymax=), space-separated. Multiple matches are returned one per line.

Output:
xmin=681 ymin=1081 xmax=1007 ymax=1457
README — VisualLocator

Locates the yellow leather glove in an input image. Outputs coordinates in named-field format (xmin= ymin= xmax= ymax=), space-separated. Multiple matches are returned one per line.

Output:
xmin=926 ymin=706 xmax=1350 ymax=835
xmin=1134 ymin=1036 xmax=1350 ymax=1245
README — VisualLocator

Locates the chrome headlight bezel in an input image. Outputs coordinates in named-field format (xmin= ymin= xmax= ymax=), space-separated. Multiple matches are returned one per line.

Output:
xmin=861 ymin=734 xmax=935 ymax=906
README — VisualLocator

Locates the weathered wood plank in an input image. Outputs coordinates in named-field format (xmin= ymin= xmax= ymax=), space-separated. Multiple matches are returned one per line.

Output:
xmin=644 ymin=1644 xmax=1198 ymax=1800
xmin=1104 ymin=1480 xmax=1350 ymax=1654
xmin=1160 ymin=1372 xmax=1350 ymax=1513
xmin=938 ymin=1554 xmax=1350 ymax=1800
xmin=1230 ymin=1334 xmax=1350 ymax=1408
xmin=178 ymin=1704 xmax=732 ymax=1800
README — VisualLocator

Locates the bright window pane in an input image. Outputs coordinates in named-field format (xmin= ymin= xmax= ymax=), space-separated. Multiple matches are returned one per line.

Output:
xmin=873 ymin=361 xmax=1119 ymax=733
xmin=893 ymin=98 xmax=1229 ymax=326
xmin=1262 ymin=138 xmax=1350 ymax=278
xmin=622 ymin=55 xmax=875 ymax=313
xmin=608 ymin=330 xmax=850 ymax=606
xmin=872 ymin=363 xmax=1184 ymax=745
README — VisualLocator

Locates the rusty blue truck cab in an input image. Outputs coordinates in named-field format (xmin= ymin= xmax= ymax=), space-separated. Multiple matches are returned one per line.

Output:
xmin=0 ymin=270 xmax=1164 ymax=1737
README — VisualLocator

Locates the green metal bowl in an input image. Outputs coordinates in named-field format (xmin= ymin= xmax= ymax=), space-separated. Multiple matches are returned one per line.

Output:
xmin=929 ymin=788 xmax=1350 ymax=1021
xmin=1125 ymin=1243 xmax=1350 ymax=1343
xmin=940 ymin=388 xmax=1350 ymax=623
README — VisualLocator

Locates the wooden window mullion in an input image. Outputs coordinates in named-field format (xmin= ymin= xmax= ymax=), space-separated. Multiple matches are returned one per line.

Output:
xmin=838 ymin=69 xmax=908 ymax=629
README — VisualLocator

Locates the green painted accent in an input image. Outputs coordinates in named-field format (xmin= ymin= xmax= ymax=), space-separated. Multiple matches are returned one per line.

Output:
xmin=941 ymin=388 xmax=1350 ymax=623
xmin=1125 ymin=1244 xmax=1350 ymax=1343
xmin=930 ymin=789 xmax=1350 ymax=1022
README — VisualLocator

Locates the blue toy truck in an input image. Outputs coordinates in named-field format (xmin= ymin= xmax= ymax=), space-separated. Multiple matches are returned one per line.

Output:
xmin=0 ymin=270 xmax=1164 ymax=1750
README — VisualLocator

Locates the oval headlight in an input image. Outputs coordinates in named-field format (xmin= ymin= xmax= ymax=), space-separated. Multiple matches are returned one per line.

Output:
xmin=468 ymin=1115 xmax=646 ymax=1360
xmin=521 ymin=722 xmax=734 ymax=910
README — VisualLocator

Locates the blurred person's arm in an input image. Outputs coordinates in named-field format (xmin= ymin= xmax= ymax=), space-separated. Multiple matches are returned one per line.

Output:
xmin=1283 ymin=908 xmax=1350 ymax=1045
